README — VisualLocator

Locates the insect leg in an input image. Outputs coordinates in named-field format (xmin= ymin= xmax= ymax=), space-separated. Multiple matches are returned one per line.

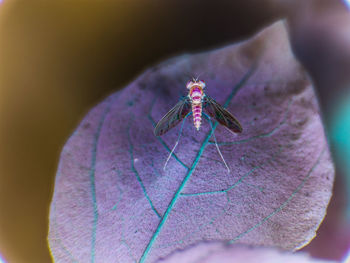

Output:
xmin=163 ymin=112 xmax=191 ymax=170
xmin=203 ymin=112 xmax=230 ymax=173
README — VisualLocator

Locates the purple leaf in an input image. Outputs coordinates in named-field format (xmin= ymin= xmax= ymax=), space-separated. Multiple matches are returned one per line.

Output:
xmin=156 ymin=242 xmax=336 ymax=263
xmin=48 ymin=21 xmax=334 ymax=263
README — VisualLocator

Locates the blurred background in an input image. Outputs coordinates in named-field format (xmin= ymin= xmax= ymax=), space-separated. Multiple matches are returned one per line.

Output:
xmin=0 ymin=0 xmax=349 ymax=262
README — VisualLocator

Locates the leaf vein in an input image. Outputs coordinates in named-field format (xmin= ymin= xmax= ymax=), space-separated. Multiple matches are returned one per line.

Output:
xmin=180 ymin=146 xmax=283 ymax=197
xmin=89 ymin=98 xmax=115 ymax=263
xmin=127 ymin=122 xmax=162 ymax=219
xmin=139 ymin=66 xmax=256 ymax=263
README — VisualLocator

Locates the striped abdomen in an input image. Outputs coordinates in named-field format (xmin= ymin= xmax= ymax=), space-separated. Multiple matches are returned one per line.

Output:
xmin=189 ymin=85 xmax=204 ymax=130
xmin=192 ymin=103 xmax=202 ymax=130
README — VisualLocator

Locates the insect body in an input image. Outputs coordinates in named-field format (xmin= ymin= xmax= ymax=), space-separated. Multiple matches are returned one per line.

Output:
xmin=188 ymin=80 xmax=204 ymax=130
xmin=154 ymin=78 xmax=242 ymax=136
xmin=154 ymin=78 xmax=242 ymax=172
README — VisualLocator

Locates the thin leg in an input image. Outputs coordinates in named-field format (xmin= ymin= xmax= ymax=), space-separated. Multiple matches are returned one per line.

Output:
xmin=203 ymin=112 xmax=230 ymax=173
xmin=164 ymin=112 xmax=191 ymax=170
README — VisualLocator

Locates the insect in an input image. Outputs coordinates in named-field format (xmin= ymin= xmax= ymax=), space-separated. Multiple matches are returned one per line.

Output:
xmin=154 ymin=78 xmax=242 ymax=172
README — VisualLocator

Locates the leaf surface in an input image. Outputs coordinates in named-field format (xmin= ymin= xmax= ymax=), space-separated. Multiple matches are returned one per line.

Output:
xmin=48 ymin=21 xmax=334 ymax=263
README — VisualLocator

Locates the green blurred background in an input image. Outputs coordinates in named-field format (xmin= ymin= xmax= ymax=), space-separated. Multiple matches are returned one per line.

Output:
xmin=0 ymin=1 xmax=349 ymax=262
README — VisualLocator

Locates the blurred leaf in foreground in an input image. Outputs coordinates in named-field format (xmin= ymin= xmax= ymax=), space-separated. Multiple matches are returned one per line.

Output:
xmin=157 ymin=242 xmax=336 ymax=263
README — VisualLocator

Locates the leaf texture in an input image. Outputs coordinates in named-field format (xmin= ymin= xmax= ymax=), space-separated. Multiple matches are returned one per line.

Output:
xmin=48 ymin=21 xmax=334 ymax=263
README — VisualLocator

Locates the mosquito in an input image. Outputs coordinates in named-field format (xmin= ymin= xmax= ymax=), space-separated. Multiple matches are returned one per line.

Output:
xmin=154 ymin=78 xmax=242 ymax=172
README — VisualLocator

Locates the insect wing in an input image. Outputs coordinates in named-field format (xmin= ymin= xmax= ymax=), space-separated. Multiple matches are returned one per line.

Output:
xmin=203 ymin=95 xmax=242 ymax=133
xmin=154 ymin=97 xmax=191 ymax=136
